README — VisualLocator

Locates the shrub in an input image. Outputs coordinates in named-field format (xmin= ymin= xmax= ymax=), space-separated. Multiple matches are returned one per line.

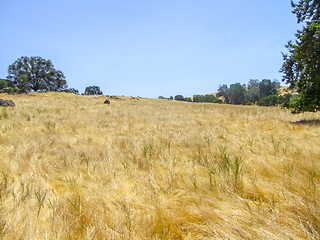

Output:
xmin=242 ymin=99 xmax=253 ymax=105
xmin=64 ymin=88 xmax=79 ymax=95
xmin=0 ymin=79 xmax=8 ymax=89
xmin=212 ymin=98 xmax=223 ymax=104
xmin=257 ymin=95 xmax=279 ymax=106
xmin=193 ymin=94 xmax=221 ymax=103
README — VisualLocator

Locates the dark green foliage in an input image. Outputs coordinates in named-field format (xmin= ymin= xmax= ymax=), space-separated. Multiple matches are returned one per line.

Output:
xmin=245 ymin=79 xmax=263 ymax=104
xmin=7 ymin=56 xmax=67 ymax=92
xmin=0 ymin=79 xmax=18 ymax=94
xmin=192 ymin=95 xmax=202 ymax=102
xmin=291 ymin=0 xmax=320 ymax=23
xmin=246 ymin=87 xmax=260 ymax=104
xmin=278 ymin=93 xmax=297 ymax=107
xmin=257 ymin=95 xmax=279 ymax=106
xmin=64 ymin=88 xmax=79 ymax=95
xmin=217 ymin=84 xmax=229 ymax=103
xmin=173 ymin=94 xmax=222 ymax=103
xmin=174 ymin=95 xmax=185 ymax=101
xmin=280 ymin=0 xmax=320 ymax=113
xmin=228 ymin=83 xmax=246 ymax=104
xmin=212 ymin=98 xmax=223 ymax=104
xmin=0 ymin=79 xmax=8 ymax=89
xmin=247 ymin=79 xmax=259 ymax=88
xmin=242 ymin=100 xmax=253 ymax=105
xmin=84 ymin=86 xmax=103 ymax=95
xmin=259 ymin=79 xmax=280 ymax=99
xmin=173 ymin=95 xmax=192 ymax=102
xmin=7 ymin=87 xmax=18 ymax=95
xmin=217 ymin=83 xmax=246 ymax=104
xmin=217 ymin=79 xmax=281 ymax=106
xmin=170 ymin=78 xmax=283 ymax=107
xmin=193 ymin=94 xmax=221 ymax=103
xmin=286 ymin=92 xmax=319 ymax=114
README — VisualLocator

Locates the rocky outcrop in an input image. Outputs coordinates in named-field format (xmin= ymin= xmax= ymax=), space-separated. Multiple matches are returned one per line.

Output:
xmin=104 ymin=99 xmax=110 ymax=104
xmin=0 ymin=99 xmax=15 ymax=107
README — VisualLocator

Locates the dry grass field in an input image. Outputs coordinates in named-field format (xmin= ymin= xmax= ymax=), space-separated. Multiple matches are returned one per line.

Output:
xmin=0 ymin=92 xmax=319 ymax=239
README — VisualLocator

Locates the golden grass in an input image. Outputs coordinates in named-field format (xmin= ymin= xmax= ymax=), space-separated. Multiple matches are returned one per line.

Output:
xmin=0 ymin=92 xmax=320 ymax=239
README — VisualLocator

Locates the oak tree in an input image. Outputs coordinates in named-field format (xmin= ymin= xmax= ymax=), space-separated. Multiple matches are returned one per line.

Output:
xmin=7 ymin=56 xmax=67 ymax=92
xmin=280 ymin=0 xmax=320 ymax=113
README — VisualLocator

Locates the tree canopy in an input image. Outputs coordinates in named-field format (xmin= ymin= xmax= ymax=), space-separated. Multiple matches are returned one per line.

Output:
xmin=259 ymin=79 xmax=280 ymax=99
xmin=291 ymin=0 xmax=320 ymax=23
xmin=280 ymin=0 xmax=320 ymax=113
xmin=217 ymin=83 xmax=247 ymax=105
xmin=7 ymin=56 xmax=67 ymax=92
xmin=84 ymin=86 xmax=103 ymax=95
xmin=216 ymin=79 xmax=281 ymax=106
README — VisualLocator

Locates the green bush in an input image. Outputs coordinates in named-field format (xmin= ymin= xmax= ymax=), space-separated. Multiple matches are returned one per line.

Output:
xmin=64 ymin=88 xmax=79 ymax=94
xmin=193 ymin=94 xmax=221 ymax=103
xmin=257 ymin=95 xmax=279 ymax=106
xmin=279 ymin=93 xmax=292 ymax=105
xmin=212 ymin=98 xmax=223 ymax=104
xmin=7 ymin=87 xmax=18 ymax=95
xmin=242 ymin=99 xmax=253 ymax=105
xmin=0 ymin=79 xmax=8 ymax=89
xmin=280 ymin=94 xmax=299 ymax=109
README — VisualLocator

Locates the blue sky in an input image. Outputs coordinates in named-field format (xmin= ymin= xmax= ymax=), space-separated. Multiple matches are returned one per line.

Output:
xmin=0 ymin=0 xmax=298 ymax=97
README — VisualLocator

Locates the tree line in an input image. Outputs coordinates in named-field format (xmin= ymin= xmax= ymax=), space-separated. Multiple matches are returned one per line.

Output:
xmin=216 ymin=79 xmax=294 ymax=107
xmin=159 ymin=94 xmax=223 ymax=103
xmin=161 ymin=79 xmax=297 ymax=108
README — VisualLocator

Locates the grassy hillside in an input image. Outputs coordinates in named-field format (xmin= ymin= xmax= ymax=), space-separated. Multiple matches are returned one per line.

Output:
xmin=0 ymin=92 xmax=319 ymax=239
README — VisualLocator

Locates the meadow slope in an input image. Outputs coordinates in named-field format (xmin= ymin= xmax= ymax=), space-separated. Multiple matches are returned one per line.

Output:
xmin=0 ymin=92 xmax=319 ymax=239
